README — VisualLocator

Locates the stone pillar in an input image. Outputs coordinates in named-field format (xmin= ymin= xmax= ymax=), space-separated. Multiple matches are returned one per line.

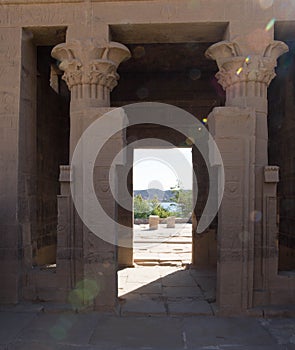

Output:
xmin=208 ymin=107 xmax=256 ymax=314
xmin=0 ymin=28 xmax=37 ymax=304
xmin=206 ymin=38 xmax=288 ymax=312
xmin=52 ymin=39 xmax=128 ymax=107
xmin=167 ymin=216 xmax=176 ymax=229
xmin=149 ymin=215 xmax=160 ymax=230
xmin=52 ymin=39 xmax=131 ymax=157
xmin=0 ymin=27 xmax=22 ymax=304
xmin=117 ymin=145 xmax=134 ymax=268
xmin=52 ymin=39 xmax=130 ymax=310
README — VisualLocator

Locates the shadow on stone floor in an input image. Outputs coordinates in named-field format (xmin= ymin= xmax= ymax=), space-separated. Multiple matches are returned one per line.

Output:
xmin=118 ymin=266 xmax=216 ymax=316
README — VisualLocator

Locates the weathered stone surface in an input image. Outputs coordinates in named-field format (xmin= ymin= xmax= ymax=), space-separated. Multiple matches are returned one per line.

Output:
xmin=52 ymin=39 xmax=130 ymax=107
xmin=149 ymin=215 xmax=159 ymax=230
xmin=0 ymin=0 xmax=294 ymax=315
xmin=167 ymin=216 xmax=176 ymax=228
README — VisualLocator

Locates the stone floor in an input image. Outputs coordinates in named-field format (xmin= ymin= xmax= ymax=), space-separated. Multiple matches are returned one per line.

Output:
xmin=119 ymin=223 xmax=216 ymax=316
xmin=133 ymin=223 xmax=192 ymax=265
xmin=2 ymin=222 xmax=292 ymax=349
xmin=0 ymin=304 xmax=294 ymax=349
xmin=118 ymin=266 xmax=216 ymax=316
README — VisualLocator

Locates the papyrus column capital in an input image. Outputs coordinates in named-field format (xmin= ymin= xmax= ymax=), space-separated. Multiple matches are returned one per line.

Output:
xmin=205 ymin=40 xmax=288 ymax=112
xmin=52 ymin=39 xmax=131 ymax=107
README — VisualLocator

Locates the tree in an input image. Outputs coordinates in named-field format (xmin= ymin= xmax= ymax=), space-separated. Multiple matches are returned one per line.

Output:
xmin=150 ymin=196 xmax=170 ymax=218
xmin=133 ymin=194 xmax=173 ymax=219
xmin=170 ymin=182 xmax=192 ymax=218
xmin=150 ymin=195 xmax=159 ymax=210
xmin=133 ymin=194 xmax=151 ymax=218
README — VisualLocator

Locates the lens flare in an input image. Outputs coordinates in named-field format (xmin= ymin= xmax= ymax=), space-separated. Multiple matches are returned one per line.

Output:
xmin=133 ymin=46 xmax=145 ymax=59
xmin=202 ymin=117 xmax=208 ymax=124
xmin=265 ymin=18 xmax=276 ymax=31
xmin=245 ymin=56 xmax=251 ymax=64
xmin=236 ymin=67 xmax=243 ymax=76
xmin=250 ymin=210 xmax=262 ymax=222
xmin=71 ymin=102 xmax=225 ymax=239
xmin=50 ymin=325 xmax=67 ymax=341
xmin=49 ymin=315 xmax=75 ymax=341
xmin=68 ymin=279 xmax=100 ymax=309
xmin=189 ymin=68 xmax=201 ymax=80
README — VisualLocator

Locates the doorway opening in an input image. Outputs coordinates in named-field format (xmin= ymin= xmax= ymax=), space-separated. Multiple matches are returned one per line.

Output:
xmin=132 ymin=148 xmax=193 ymax=266
xmin=118 ymin=147 xmax=216 ymax=316
xmin=112 ymin=37 xmax=221 ymax=315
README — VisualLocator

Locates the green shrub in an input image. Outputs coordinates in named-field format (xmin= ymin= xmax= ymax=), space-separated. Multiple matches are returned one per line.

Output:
xmin=151 ymin=205 xmax=171 ymax=218
xmin=133 ymin=195 xmax=173 ymax=219
xmin=134 ymin=194 xmax=151 ymax=219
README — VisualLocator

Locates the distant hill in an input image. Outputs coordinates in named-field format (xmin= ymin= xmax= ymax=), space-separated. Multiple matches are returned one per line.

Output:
xmin=133 ymin=188 xmax=191 ymax=202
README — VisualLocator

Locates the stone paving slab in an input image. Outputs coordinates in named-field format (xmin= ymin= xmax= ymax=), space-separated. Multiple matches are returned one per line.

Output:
xmin=133 ymin=223 xmax=193 ymax=265
xmin=168 ymin=299 xmax=213 ymax=316
xmin=130 ymin=281 xmax=163 ymax=295
xmin=17 ymin=313 xmax=101 ymax=346
xmin=158 ymin=253 xmax=187 ymax=261
xmin=134 ymin=252 xmax=183 ymax=262
xmin=125 ymin=268 xmax=161 ymax=284
xmin=0 ymin=308 xmax=294 ymax=350
xmin=163 ymin=286 xmax=203 ymax=298
xmin=183 ymin=316 xmax=279 ymax=348
xmin=157 ymin=266 xmax=184 ymax=277
xmin=118 ymin=266 xmax=216 ymax=315
xmin=6 ymin=342 xmax=102 ymax=350
xmin=133 ymin=242 xmax=192 ymax=248
xmin=90 ymin=316 xmax=183 ymax=349
xmin=195 ymin=346 xmax=292 ymax=350
xmin=0 ymin=312 xmax=36 ymax=345
xmin=134 ymin=238 xmax=193 ymax=244
xmin=161 ymin=270 xmax=198 ymax=287
xmin=120 ymin=294 xmax=167 ymax=316
xmin=0 ymin=303 xmax=44 ymax=313
xmin=259 ymin=318 xmax=295 ymax=345
xmin=4 ymin=342 xmax=293 ymax=350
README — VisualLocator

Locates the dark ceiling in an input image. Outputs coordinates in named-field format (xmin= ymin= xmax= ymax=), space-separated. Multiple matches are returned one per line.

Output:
xmin=118 ymin=43 xmax=218 ymax=74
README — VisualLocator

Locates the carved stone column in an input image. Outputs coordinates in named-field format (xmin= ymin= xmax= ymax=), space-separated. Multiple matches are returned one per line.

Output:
xmin=52 ymin=39 xmax=130 ymax=108
xmin=205 ymin=40 xmax=288 ymax=113
xmin=51 ymin=39 xmax=130 ymax=311
xmin=206 ymin=39 xmax=289 ymax=312
xmin=206 ymin=39 xmax=288 ymax=172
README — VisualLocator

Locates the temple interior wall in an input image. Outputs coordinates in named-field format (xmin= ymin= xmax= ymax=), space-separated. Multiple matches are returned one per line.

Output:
xmin=0 ymin=0 xmax=294 ymax=310
xmin=269 ymin=40 xmax=295 ymax=271
xmin=34 ymin=46 xmax=70 ymax=265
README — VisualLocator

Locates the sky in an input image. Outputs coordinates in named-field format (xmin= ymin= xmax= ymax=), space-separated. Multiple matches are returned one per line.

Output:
xmin=133 ymin=148 xmax=192 ymax=190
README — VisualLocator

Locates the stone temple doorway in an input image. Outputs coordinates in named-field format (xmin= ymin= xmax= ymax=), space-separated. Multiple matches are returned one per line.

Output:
xmin=111 ymin=39 xmax=221 ymax=315
xmin=132 ymin=147 xmax=193 ymax=266
xmin=112 ymin=39 xmax=223 ymax=274
xmin=117 ymin=144 xmax=217 ymax=315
